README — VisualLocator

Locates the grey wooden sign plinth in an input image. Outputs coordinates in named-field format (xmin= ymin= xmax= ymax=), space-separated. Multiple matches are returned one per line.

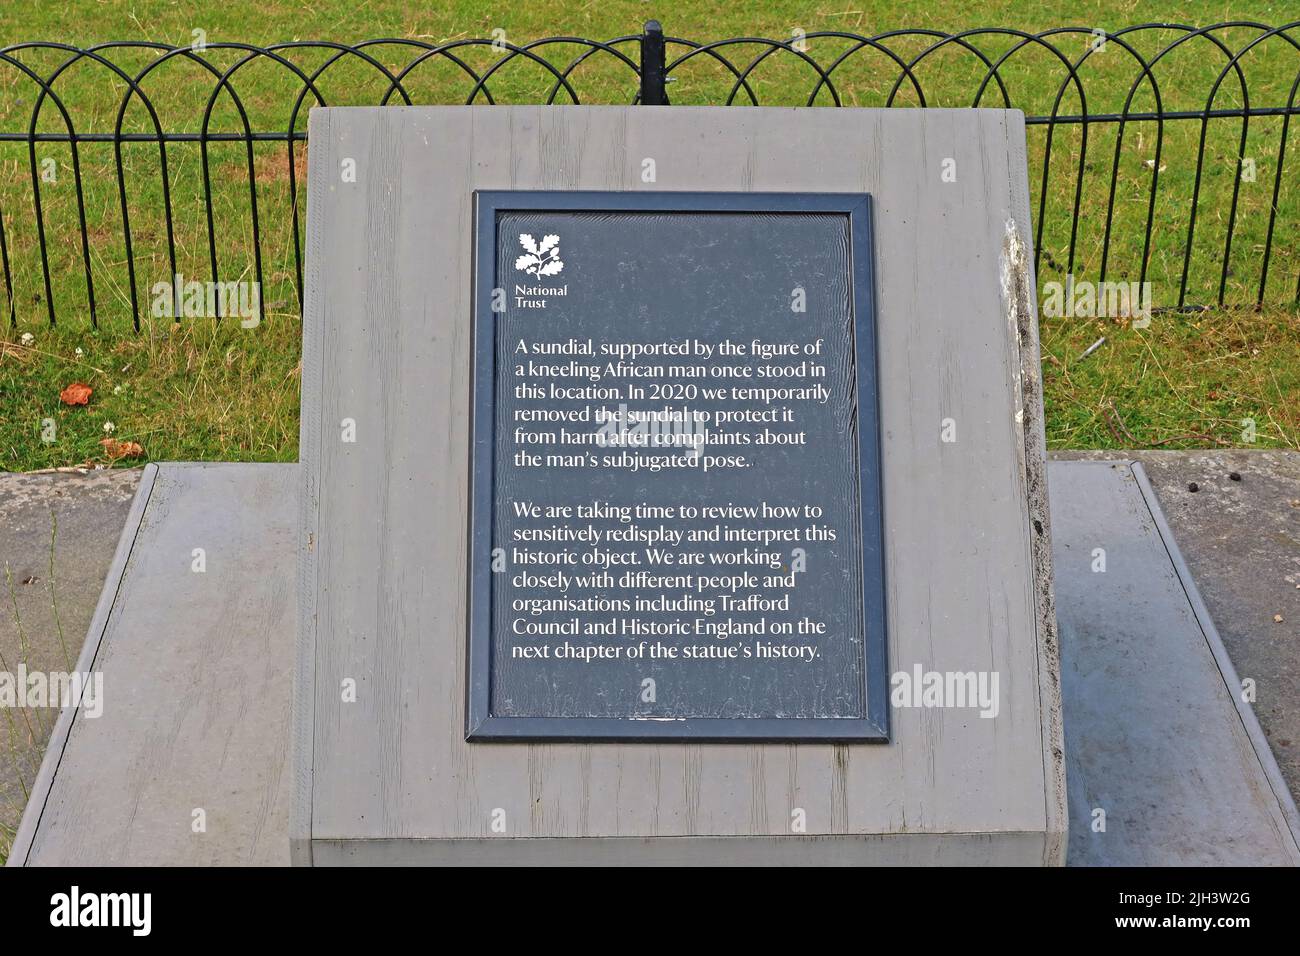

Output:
xmin=295 ymin=105 xmax=1065 ymax=865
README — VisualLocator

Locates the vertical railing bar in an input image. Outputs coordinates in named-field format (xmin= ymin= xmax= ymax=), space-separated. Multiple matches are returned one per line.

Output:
xmin=287 ymin=118 xmax=305 ymax=311
xmin=1136 ymin=116 xmax=1164 ymax=299
xmin=1098 ymin=121 xmax=1124 ymax=287
xmin=1178 ymin=118 xmax=1213 ymax=310
xmin=0 ymin=203 xmax=14 ymax=327
xmin=244 ymin=126 xmax=264 ymax=325
xmin=113 ymin=117 xmax=141 ymax=331
xmin=1217 ymin=115 xmax=1251 ymax=307
xmin=1257 ymin=92 xmax=1294 ymax=305
xmin=28 ymin=138 xmax=57 ymax=326
xmin=639 ymin=21 xmax=668 ymax=106
xmin=202 ymin=121 xmax=219 ymax=313
xmin=69 ymin=131 xmax=98 ymax=327
xmin=1034 ymin=124 xmax=1053 ymax=277
xmin=1064 ymin=110 xmax=1088 ymax=279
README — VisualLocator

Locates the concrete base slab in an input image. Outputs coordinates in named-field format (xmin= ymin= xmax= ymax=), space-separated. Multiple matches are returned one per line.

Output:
xmin=1055 ymin=449 xmax=1300 ymax=799
xmin=7 ymin=463 xmax=295 ymax=866
xmin=1049 ymin=459 xmax=1300 ymax=865
xmin=8 ymin=459 xmax=1299 ymax=865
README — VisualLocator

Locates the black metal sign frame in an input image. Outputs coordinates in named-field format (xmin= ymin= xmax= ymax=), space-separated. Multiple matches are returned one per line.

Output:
xmin=468 ymin=190 xmax=887 ymax=742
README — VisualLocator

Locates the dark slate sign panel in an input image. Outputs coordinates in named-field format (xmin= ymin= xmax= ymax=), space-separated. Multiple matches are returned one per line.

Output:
xmin=469 ymin=192 xmax=886 ymax=741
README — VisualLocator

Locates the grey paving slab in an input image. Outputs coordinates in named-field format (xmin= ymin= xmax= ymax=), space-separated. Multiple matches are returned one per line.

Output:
xmin=8 ymin=463 xmax=295 ymax=866
xmin=9 ymin=458 xmax=1299 ymax=864
xmin=1053 ymin=449 xmax=1300 ymax=804
xmin=1049 ymin=459 xmax=1300 ymax=866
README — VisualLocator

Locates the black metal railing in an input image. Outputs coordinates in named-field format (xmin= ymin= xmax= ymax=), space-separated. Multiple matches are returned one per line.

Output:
xmin=1 ymin=20 xmax=1299 ymax=329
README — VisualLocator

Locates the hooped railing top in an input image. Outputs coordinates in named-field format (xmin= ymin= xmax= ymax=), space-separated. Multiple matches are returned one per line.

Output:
xmin=2 ymin=19 xmax=1299 ymax=328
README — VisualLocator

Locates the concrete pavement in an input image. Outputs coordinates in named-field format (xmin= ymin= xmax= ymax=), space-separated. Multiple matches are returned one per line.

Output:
xmin=0 ymin=467 xmax=142 ymax=858
xmin=1 ymin=451 xmax=1296 ymax=863
xmin=1056 ymin=450 xmax=1300 ymax=794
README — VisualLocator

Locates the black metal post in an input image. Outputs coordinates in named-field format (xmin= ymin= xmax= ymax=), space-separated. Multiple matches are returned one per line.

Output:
xmin=639 ymin=20 xmax=668 ymax=105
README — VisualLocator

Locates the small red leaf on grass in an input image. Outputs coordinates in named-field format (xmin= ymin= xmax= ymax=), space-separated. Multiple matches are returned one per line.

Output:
xmin=99 ymin=437 xmax=144 ymax=460
xmin=59 ymin=381 xmax=92 ymax=405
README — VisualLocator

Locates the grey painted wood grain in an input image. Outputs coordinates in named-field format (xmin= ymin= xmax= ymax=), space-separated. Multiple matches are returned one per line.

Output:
xmin=297 ymin=106 xmax=1064 ymax=862
xmin=312 ymin=832 xmax=1049 ymax=866
xmin=291 ymin=104 xmax=330 ymax=867
xmin=17 ymin=463 xmax=296 ymax=866
xmin=999 ymin=113 xmax=1069 ymax=864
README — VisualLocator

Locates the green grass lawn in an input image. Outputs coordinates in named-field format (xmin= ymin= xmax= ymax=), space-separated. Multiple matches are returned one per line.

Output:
xmin=0 ymin=1 xmax=1298 ymax=469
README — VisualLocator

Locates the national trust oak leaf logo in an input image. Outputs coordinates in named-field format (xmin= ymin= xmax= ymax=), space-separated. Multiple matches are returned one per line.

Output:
xmin=516 ymin=233 xmax=564 ymax=278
